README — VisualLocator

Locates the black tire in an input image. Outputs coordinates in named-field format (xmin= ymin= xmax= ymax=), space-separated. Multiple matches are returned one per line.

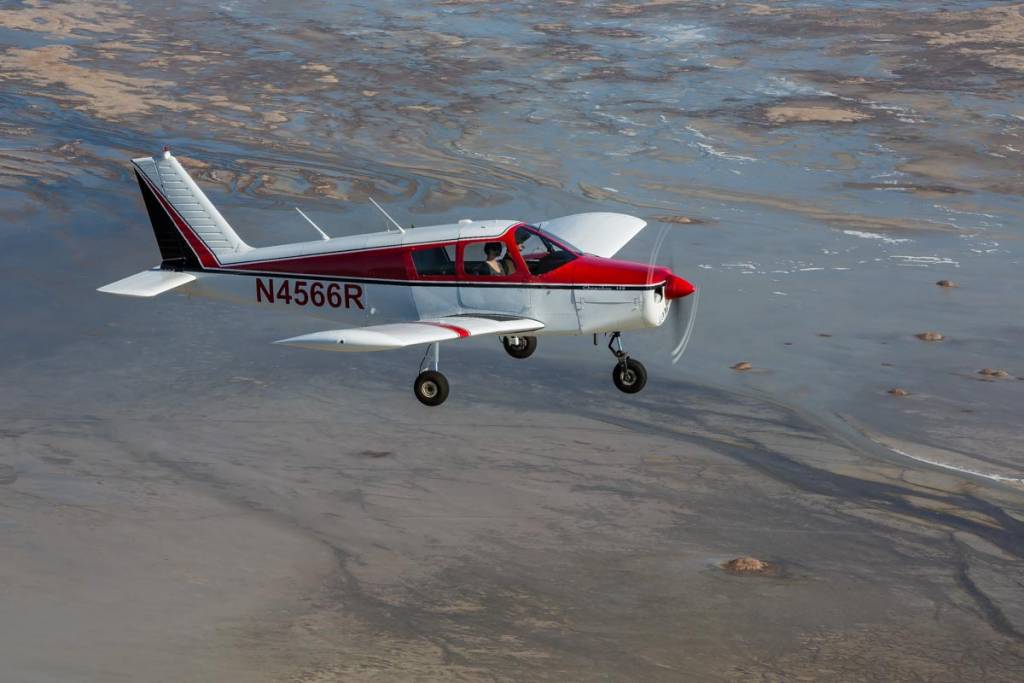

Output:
xmin=414 ymin=370 xmax=450 ymax=406
xmin=502 ymin=335 xmax=537 ymax=359
xmin=612 ymin=358 xmax=647 ymax=394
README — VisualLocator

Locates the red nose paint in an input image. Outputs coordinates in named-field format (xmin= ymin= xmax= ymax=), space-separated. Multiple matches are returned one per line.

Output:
xmin=665 ymin=275 xmax=695 ymax=300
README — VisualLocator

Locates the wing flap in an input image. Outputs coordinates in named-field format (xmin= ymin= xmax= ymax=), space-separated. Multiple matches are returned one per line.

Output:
xmin=535 ymin=212 xmax=646 ymax=258
xmin=275 ymin=315 xmax=544 ymax=353
xmin=97 ymin=269 xmax=196 ymax=297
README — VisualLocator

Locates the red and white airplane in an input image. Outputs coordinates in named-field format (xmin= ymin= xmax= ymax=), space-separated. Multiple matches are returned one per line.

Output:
xmin=100 ymin=149 xmax=697 ymax=405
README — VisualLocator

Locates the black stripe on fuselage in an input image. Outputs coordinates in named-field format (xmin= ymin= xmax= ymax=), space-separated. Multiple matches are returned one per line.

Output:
xmin=189 ymin=267 xmax=662 ymax=291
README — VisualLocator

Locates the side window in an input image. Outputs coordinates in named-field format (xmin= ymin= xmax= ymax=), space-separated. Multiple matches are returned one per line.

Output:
xmin=462 ymin=240 xmax=515 ymax=277
xmin=412 ymin=244 xmax=457 ymax=276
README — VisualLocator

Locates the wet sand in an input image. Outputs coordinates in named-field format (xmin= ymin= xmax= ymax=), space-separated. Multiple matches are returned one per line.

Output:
xmin=3 ymin=317 xmax=1023 ymax=681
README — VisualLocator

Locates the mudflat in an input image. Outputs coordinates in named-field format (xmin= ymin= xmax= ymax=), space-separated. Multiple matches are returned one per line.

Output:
xmin=1 ymin=0 xmax=1022 ymax=680
xmin=2 ymin=331 xmax=1023 ymax=681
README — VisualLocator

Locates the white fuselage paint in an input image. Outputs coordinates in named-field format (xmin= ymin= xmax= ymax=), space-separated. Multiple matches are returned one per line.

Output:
xmin=180 ymin=271 xmax=670 ymax=336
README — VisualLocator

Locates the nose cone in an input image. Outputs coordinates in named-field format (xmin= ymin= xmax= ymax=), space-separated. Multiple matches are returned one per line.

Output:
xmin=665 ymin=275 xmax=695 ymax=300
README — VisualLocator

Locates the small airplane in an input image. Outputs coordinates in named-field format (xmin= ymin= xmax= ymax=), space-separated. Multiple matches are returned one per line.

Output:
xmin=99 ymin=148 xmax=698 ymax=406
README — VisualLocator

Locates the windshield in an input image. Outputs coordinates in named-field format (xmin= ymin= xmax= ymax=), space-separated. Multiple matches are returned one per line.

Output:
xmin=512 ymin=226 xmax=578 ymax=276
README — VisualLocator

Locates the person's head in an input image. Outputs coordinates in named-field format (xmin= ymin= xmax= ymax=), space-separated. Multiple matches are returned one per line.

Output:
xmin=484 ymin=242 xmax=503 ymax=259
xmin=514 ymin=227 xmax=531 ymax=248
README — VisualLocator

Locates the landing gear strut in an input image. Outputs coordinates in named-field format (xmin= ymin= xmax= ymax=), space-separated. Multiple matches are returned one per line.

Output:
xmin=414 ymin=342 xmax=449 ymax=406
xmin=502 ymin=335 xmax=537 ymax=359
xmin=608 ymin=332 xmax=647 ymax=394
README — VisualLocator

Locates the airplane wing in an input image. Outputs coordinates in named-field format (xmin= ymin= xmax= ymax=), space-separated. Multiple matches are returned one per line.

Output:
xmin=274 ymin=315 xmax=544 ymax=352
xmin=97 ymin=269 xmax=196 ymax=297
xmin=534 ymin=212 xmax=646 ymax=258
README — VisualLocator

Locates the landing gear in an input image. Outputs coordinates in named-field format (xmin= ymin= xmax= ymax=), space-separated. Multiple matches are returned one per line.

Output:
xmin=608 ymin=332 xmax=647 ymax=394
xmin=414 ymin=370 xmax=449 ymax=406
xmin=414 ymin=342 xmax=449 ymax=406
xmin=502 ymin=335 xmax=537 ymax=359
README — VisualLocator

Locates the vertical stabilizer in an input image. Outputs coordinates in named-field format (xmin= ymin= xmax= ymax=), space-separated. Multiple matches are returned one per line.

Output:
xmin=132 ymin=149 xmax=250 ymax=269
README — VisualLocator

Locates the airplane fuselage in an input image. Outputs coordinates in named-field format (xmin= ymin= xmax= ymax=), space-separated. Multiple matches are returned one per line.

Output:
xmin=180 ymin=256 xmax=673 ymax=336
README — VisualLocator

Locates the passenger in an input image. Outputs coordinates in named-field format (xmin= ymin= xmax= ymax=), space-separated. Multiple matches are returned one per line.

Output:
xmin=483 ymin=242 xmax=505 ymax=275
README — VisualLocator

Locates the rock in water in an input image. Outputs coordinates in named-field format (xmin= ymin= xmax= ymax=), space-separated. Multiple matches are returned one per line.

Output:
xmin=888 ymin=388 xmax=909 ymax=397
xmin=722 ymin=556 xmax=770 ymax=574
xmin=916 ymin=331 xmax=944 ymax=341
xmin=731 ymin=361 xmax=752 ymax=372
xmin=936 ymin=280 xmax=957 ymax=288
xmin=978 ymin=368 xmax=1010 ymax=379
xmin=652 ymin=215 xmax=701 ymax=225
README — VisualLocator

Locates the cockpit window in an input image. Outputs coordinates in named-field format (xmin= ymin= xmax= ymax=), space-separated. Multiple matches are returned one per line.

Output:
xmin=511 ymin=226 xmax=578 ymax=276
xmin=462 ymin=240 xmax=515 ymax=277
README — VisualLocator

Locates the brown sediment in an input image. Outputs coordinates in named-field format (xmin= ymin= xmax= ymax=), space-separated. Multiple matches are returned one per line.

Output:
xmin=0 ymin=0 xmax=135 ymax=37
xmin=916 ymin=331 xmax=945 ymax=342
xmin=643 ymin=182 xmax=959 ymax=234
xmin=765 ymin=105 xmax=872 ymax=124
xmin=602 ymin=1 xmax=691 ymax=18
xmin=731 ymin=362 xmax=753 ymax=372
xmin=651 ymin=215 xmax=703 ymax=225
xmin=921 ymin=5 xmax=1024 ymax=47
xmin=0 ymin=44 xmax=197 ymax=120
xmin=888 ymin=388 xmax=910 ymax=397
xmin=844 ymin=182 xmax=967 ymax=196
xmin=261 ymin=111 xmax=289 ymax=126
xmin=744 ymin=3 xmax=787 ymax=16
xmin=578 ymin=183 xmax=620 ymax=201
xmin=301 ymin=63 xmax=338 ymax=84
xmin=709 ymin=56 xmax=745 ymax=68
xmin=683 ymin=118 xmax=794 ymax=148
xmin=532 ymin=23 xmax=571 ymax=35
xmin=936 ymin=280 xmax=958 ymax=288
xmin=978 ymin=369 xmax=1011 ymax=379
xmin=588 ymin=26 xmax=646 ymax=40
xmin=721 ymin=557 xmax=776 ymax=575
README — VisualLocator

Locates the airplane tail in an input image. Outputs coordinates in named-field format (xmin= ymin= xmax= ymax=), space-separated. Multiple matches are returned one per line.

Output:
xmin=131 ymin=148 xmax=250 ymax=270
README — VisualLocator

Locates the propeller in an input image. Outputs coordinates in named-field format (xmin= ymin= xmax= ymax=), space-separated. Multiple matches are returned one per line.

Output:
xmin=647 ymin=224 xmax=699 ymax=365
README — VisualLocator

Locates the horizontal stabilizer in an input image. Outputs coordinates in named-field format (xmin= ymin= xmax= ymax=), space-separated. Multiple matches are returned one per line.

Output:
xmin=97 ymin=269 xmax=196 ymax=298
xmin=275 ymin=315 xmax=544 ymax=353
xmin=535 ymin=212 xmax=646 ymax=258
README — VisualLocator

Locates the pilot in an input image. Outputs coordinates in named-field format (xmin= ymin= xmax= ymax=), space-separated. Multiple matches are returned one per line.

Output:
xmin=483 ymin=242 xmax=505 ymax=275
xmin=502 ymin=228 xmax=530 ymax=275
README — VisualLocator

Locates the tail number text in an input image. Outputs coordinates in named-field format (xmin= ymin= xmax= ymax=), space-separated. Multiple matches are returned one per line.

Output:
xmin=256 ymin=278 xmax=364 ymax=310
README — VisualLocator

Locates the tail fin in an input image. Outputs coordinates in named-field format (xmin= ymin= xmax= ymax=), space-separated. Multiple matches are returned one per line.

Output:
xmin=131 ymin=149 xmax=250 ymax=270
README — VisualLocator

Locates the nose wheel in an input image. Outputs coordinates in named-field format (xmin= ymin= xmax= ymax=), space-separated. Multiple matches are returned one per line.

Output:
xmin=608 ymin=332 xmax=647 ymax=394
xmin=414 ymin=342 xmax=450 ymax=406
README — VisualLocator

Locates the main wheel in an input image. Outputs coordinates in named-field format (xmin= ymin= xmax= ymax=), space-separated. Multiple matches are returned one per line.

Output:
xmin=414 ymin=370 xmax=450 ymax=406
xmin=502 ymin=335 xmax=537 ymax=359
xmin=612 ymin=358 xmax=647 ymax=394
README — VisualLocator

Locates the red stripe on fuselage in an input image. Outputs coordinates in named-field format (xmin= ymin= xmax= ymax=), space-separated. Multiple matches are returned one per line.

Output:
xmin=413 ymin=321 xmax=471 ymax=338
xmin=136 ymin=169 xmax=219 ymax=268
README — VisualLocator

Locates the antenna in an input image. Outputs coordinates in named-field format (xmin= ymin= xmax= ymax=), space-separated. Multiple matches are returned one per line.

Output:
xmin=294 ymin=207 xmax=330 ymax=241
xmin=368 ymin=196 xmax=406 ymax=234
